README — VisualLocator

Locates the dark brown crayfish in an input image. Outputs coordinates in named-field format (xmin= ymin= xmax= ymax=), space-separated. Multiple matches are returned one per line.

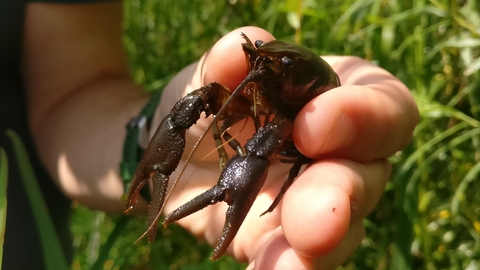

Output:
xmin=125 ymin=33 xmax=341 ymax=260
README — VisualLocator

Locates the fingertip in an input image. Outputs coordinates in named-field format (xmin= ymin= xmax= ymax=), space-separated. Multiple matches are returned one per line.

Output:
xmin=202 ymin=26 xmax=275 ymax=89
xmin=292 ymin=56 xmax=418 ymax=161
xmin=315 ymin=220 xmax=366 ymax=270
xmin=251 ymin=229 xmax=314 ymax=270
xmin=293 ymin=83 xmax=415 ymax=161
xmin=282 ymin=182 xmax=351 ymax=258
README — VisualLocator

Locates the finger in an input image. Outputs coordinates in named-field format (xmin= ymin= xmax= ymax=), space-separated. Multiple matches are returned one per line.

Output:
xmin=281 ymin=158 xmax=390 ymax=258
xmin=293 ymin=56 xmax=419 ymax=161
xmin=201 ymin=26 xmax=275 ymax=89
xmin=247 ymin=227 xmax=314 ymax=270
xmin=314 ymin=220 xmax=366 ymax=270
xmin=246 ymin=221 xmax=366 ymax=270
xmin=156 ymin=26 xmax=274 ymax=122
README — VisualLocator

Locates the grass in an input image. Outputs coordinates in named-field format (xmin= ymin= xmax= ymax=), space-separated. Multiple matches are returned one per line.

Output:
xmin=1 ymin=0 xmax=478 ymax=269
xmin=3 ymin=131 xmax=70 ymax=270
xmin=0 ymin=148 xmax=7 ymax=267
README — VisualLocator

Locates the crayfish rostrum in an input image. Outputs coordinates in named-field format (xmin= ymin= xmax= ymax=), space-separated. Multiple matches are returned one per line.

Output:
xmin=125 ymin=33 xmax=341 ymax=260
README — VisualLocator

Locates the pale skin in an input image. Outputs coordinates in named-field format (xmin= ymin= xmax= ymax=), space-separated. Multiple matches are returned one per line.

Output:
xmin=23 ymin=2 xmax=418 ymax=270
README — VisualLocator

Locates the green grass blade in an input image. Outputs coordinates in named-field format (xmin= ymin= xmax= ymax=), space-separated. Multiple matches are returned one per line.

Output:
xmin=328 ymin=0 xmax=376 ymax=39
xmin=396 ymin=121 xmax=469 ymax=181
xmin=407 ymin=128 xmax=480 ymax=192
xmin=86 ymin=212 xmax=104 ymax=267
xmin=5 ymin=130 xmax=69 ymax=270
xmin=90 ymin=215 xmax=129 ymax=270
xmin=416 ymin=94 xmax=480 ymax=128
xmin=451 ymin=160 xmax=480 ymax=215
xmin=427 ymin=37 xmax=480 ymax=60
xmin=0 ymin=148 xmax=8 ymax=267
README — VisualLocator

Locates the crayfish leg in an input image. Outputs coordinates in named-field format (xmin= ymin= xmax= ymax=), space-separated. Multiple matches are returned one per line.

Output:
xmin=212 ymin=104 xmax=250 ymax=169
xmin=218 ymin=115 xmax=247 ymax=157
xmin=212 ymin=122 xmax=230 ymax=169
xmin=260 ymin=156 xmax=308 ymax=216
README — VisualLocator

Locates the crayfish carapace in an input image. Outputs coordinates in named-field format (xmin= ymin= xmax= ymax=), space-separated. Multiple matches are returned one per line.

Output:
xmin=125 ymin=33 xmax=341 ymax=260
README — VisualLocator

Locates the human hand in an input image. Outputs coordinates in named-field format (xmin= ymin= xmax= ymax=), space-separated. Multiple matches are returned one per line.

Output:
xmin=152 ymin=26 xmax=418 ymax=269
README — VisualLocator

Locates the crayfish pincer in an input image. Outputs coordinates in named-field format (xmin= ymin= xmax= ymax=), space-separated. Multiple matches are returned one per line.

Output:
xmin=125 ymin=33 xmax=341 ymax=260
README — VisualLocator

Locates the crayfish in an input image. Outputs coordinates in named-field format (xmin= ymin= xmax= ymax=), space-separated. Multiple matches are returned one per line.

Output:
xmin=125 ymin=33 xmax=341 ymax=260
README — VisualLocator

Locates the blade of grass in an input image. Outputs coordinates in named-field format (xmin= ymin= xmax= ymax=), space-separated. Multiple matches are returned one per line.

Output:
xmin=328 ymin=0 xmax=376 ymax=40
xmin=90 ymin=215 xmax=129 ymax=270
xmin=416 ymin=94 xmax=480 ymax=128
xmin=87 ymin=212 xmax=104 ymax=267
xmin=451 ymin=160 xmax=480 ymax=215
xmin=427 ymin=36 xmax=480 ymax=60
xmin=6 ymin=130 xmax=69 ymax=270
xmin=408 ymin=128 xmax=480 ymax=189
xmin=396 ymin=121 xmax=469 ymax=182
xmin=0 ymin=148 xmax=8 ymax=267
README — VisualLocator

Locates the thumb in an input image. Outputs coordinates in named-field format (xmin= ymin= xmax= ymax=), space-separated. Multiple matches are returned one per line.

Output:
xmin=156 ymin=26 xmax=274 ymax=124
xmin=201 ymin=26 xmax=275 ymax=89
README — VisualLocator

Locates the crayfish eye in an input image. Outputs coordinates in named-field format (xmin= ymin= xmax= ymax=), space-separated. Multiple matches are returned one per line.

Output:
xmin=282 ymin=56 xmax=293 ymax=68
xmin=255 ymin=40 xmax=265 ymax=48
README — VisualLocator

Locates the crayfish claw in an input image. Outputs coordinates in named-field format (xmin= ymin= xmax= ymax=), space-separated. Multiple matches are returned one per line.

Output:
xmin=163 ymin=184 xmax=227 ymax=227
xmin=163 ymin=153 xmax=270 ymax=260
xmin=145 ymin=171 xmax=170 ymax=241
xmin=211 ymin=192 xmax=255 ymax=260
xmin=124 ymin=170 xmax=149 ymax=214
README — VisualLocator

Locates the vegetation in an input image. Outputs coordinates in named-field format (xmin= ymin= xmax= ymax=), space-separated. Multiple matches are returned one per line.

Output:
xmin=1 ymin=0 xmax=478 ymax=269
